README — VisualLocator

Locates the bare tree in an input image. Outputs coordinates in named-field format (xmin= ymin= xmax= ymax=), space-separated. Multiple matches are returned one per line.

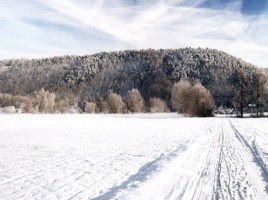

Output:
xmin=95 ymin=94 xmax=109 ymax=113
xmin=107 ymin=91 xmax=125 ymax=113
xmin=148 ymin=98 xmax=170 ymax=113
xmin=252 ymin=70 xmax=268 ymax=117
xmin=233 ymin=69 xmax=248 ymax=118
xmin=54 ymin=92 xmax=78 ymax=113
xmin=171 ymin=79 xmax=191 ymax=113
xmin=21 ymin=97 xmax=33 ymax=113
xmin=125 ymin=89 xmax=145 ymax=113
xmin=33 ymin=88 xmax=56 ymax=113
xmin=84 ymin=101 xmax=97 ymax=113
xmin=188 ymin=81 xmax=214 ymax=117
xmin=0 ymin=93 xmax=19 ymax=108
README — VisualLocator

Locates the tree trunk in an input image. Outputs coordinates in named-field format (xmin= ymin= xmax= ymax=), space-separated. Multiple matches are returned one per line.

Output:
xmin=256 ymin=101 xmax=259 ymax=117
xmin=240 ymin=84 xmax=243 ymax=118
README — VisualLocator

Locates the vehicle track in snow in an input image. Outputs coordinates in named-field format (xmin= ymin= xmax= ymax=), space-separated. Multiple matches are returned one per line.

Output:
xmin=230 ymin=119 xmax=268 ymax=180
xmin=213 ymin=120 xmax=260 ymax=200
xmin=185 ymin=119 xmax=268 ymax=200
xmin=118 ymin=119 xmax=268 ymax=200
xmin=115 ymin=119 xmax=219 ymax=200
xmin=1 ymin=115 xmax=268 ymax=200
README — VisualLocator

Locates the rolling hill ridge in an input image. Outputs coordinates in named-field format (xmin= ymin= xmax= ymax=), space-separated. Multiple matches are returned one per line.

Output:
xmin=0 ymin=48 xmax=257 ymax=108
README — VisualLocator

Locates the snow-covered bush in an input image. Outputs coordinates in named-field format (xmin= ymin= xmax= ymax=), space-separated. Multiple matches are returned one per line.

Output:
xmin=95 ymin=94 xmax=109 ymax=113
xmin=188 ymin=82 xmax=214 ymax=117
xmin=33 ymin=88 xmax=56 ymax=113
xmin=0 ymin=93 xmax=20 ymax=108
xmin=68 ymin=106 xmax=80 ymax=114
xmin=107 ymin=91 xmax=125 ymax=113
xmin=148 ymin=98 xmax=170 ymax=113
xmin=125 ymin=89 xmax=145 ymax=113
xmin=171 ymin=80 xmax=191 ymax=113
xmin=85 ymin=102 xmax=97 ymax=113
xmin=1 ymin=106 xmax=16 ymax=114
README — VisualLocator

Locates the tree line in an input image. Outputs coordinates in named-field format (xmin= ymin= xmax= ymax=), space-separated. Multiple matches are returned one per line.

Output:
xmin=0 ymin=48 xmax=257 ymax=108
xmin=1 ymin=48 xmax=267 ymax=116
xmin=233 ymin=69 xmax=268 ymax=117
xmin=1 ymin=67 xmax=267 ymax=117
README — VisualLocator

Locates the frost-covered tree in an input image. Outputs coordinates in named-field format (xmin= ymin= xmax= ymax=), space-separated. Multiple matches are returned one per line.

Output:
xmin=148 ymin=98 xmax=170 ymax=113
xmin=171 ymin=80 xmax=191 ymax=113
xmin=125 ymin=89 xmax=145 ymax=113
xmin=107 ymin=91 xmax=125 ymax=113
xmin=188 ymin=81 xmax=214 ymax=117
xmin=0 ymin=48 xmax=257 ymax=109
xmin=252 ymin=71 xmax=268 ymax=117
xmin=84 ymin=101 xmax=97 ymax=113
xmin=95 ymin=94 xmax=109 ymax=113
xmin=233 ymin=69 xmax=248 ymax=118
xmin=33 ymin=88 xmax=56 ymax=113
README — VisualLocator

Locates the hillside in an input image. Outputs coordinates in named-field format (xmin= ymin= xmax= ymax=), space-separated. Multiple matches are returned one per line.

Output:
xmin=0 ymin=48 xmax=257 ymax=108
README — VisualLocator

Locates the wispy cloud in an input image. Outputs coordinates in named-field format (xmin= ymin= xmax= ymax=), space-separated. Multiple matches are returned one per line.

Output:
xmin=0 ymin=0 xmax=268 ymax=67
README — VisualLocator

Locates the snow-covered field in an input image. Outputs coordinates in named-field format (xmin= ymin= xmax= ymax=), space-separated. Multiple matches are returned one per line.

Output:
xmin=1 ymin=114 xmax=268 ymax=200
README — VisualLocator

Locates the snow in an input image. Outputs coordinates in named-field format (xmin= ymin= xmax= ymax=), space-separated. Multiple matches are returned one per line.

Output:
xmin=0 ymin=114 xmax=268 ymax=199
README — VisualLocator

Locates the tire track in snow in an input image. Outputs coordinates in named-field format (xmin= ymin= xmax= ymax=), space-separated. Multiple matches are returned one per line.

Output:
xmin=229 ymin=120 xmax=268 ymax=198
xmin=4 ymin=116 xmax=268 ymax=200
xmin=213 ymin=119 xmax=267 ymax=200
xmin=115 ymin=119 xmax=268 ymax=200
xmin=230 ymin=120 xmax=268 ymax=179
xmin=180 ymin=119 xmax=221 ymax=200
xmin=112 ymin=119 xmax=218 ymax=200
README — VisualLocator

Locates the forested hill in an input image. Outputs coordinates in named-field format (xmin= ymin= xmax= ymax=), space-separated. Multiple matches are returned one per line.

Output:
xmin=0 ymin=48 xmax=257 ymax=107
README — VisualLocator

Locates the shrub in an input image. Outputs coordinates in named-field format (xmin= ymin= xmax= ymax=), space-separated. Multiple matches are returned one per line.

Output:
xmin=107 ymin=91 xmax=125 ymax=113
xmin=33 ymin=88 xmax=56 ymax=113
xmin=20 ymin=97 xmax=34 ymax=113
xmin=148 ymin=98 xmax=170 ymax=113
xmin=0 ymin=93 xmax=20 ymax=108
xmin=0 ymin=93 xmax=35 ymax=113
xmin=54 ymin=92 xmax=78 ymax=113
xmin=95 ymin=94 xmax=109 ymax=113
xmin=171 ymin=80 xmax=191 ymax=113
xmin=100 ymin=100 xmax=109 ymax=113
xmin=188 ymin=82 xmax=214 ymax=117
xmin=125 ymin=89 xmax=145 ymax=113
xmin=1 ymin=106 xmax=16 ymax=114
xmin=85 ymin=101 xmax=97 ymax=113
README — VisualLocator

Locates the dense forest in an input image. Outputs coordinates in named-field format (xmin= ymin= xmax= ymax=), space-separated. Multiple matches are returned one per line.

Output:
xmin=0 ymin=48 xmax=267 ymax=116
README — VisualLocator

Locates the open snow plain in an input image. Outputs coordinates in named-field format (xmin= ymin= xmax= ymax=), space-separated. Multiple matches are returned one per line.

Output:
xmin=1 ymin=114 xmax=268 ymax=200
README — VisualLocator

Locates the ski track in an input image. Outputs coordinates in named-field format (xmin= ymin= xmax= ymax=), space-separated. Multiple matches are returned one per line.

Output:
xmin=0 ymin=115 xmax=268 ymax=199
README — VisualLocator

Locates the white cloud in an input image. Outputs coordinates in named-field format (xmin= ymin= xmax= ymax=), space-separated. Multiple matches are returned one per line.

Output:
xmin=0 ymin=0 xmax=267 ymax=68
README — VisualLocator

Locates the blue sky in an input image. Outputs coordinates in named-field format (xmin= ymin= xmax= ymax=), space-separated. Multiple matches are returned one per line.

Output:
xmin=1 ymin=0 xmax=268 ymax=67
